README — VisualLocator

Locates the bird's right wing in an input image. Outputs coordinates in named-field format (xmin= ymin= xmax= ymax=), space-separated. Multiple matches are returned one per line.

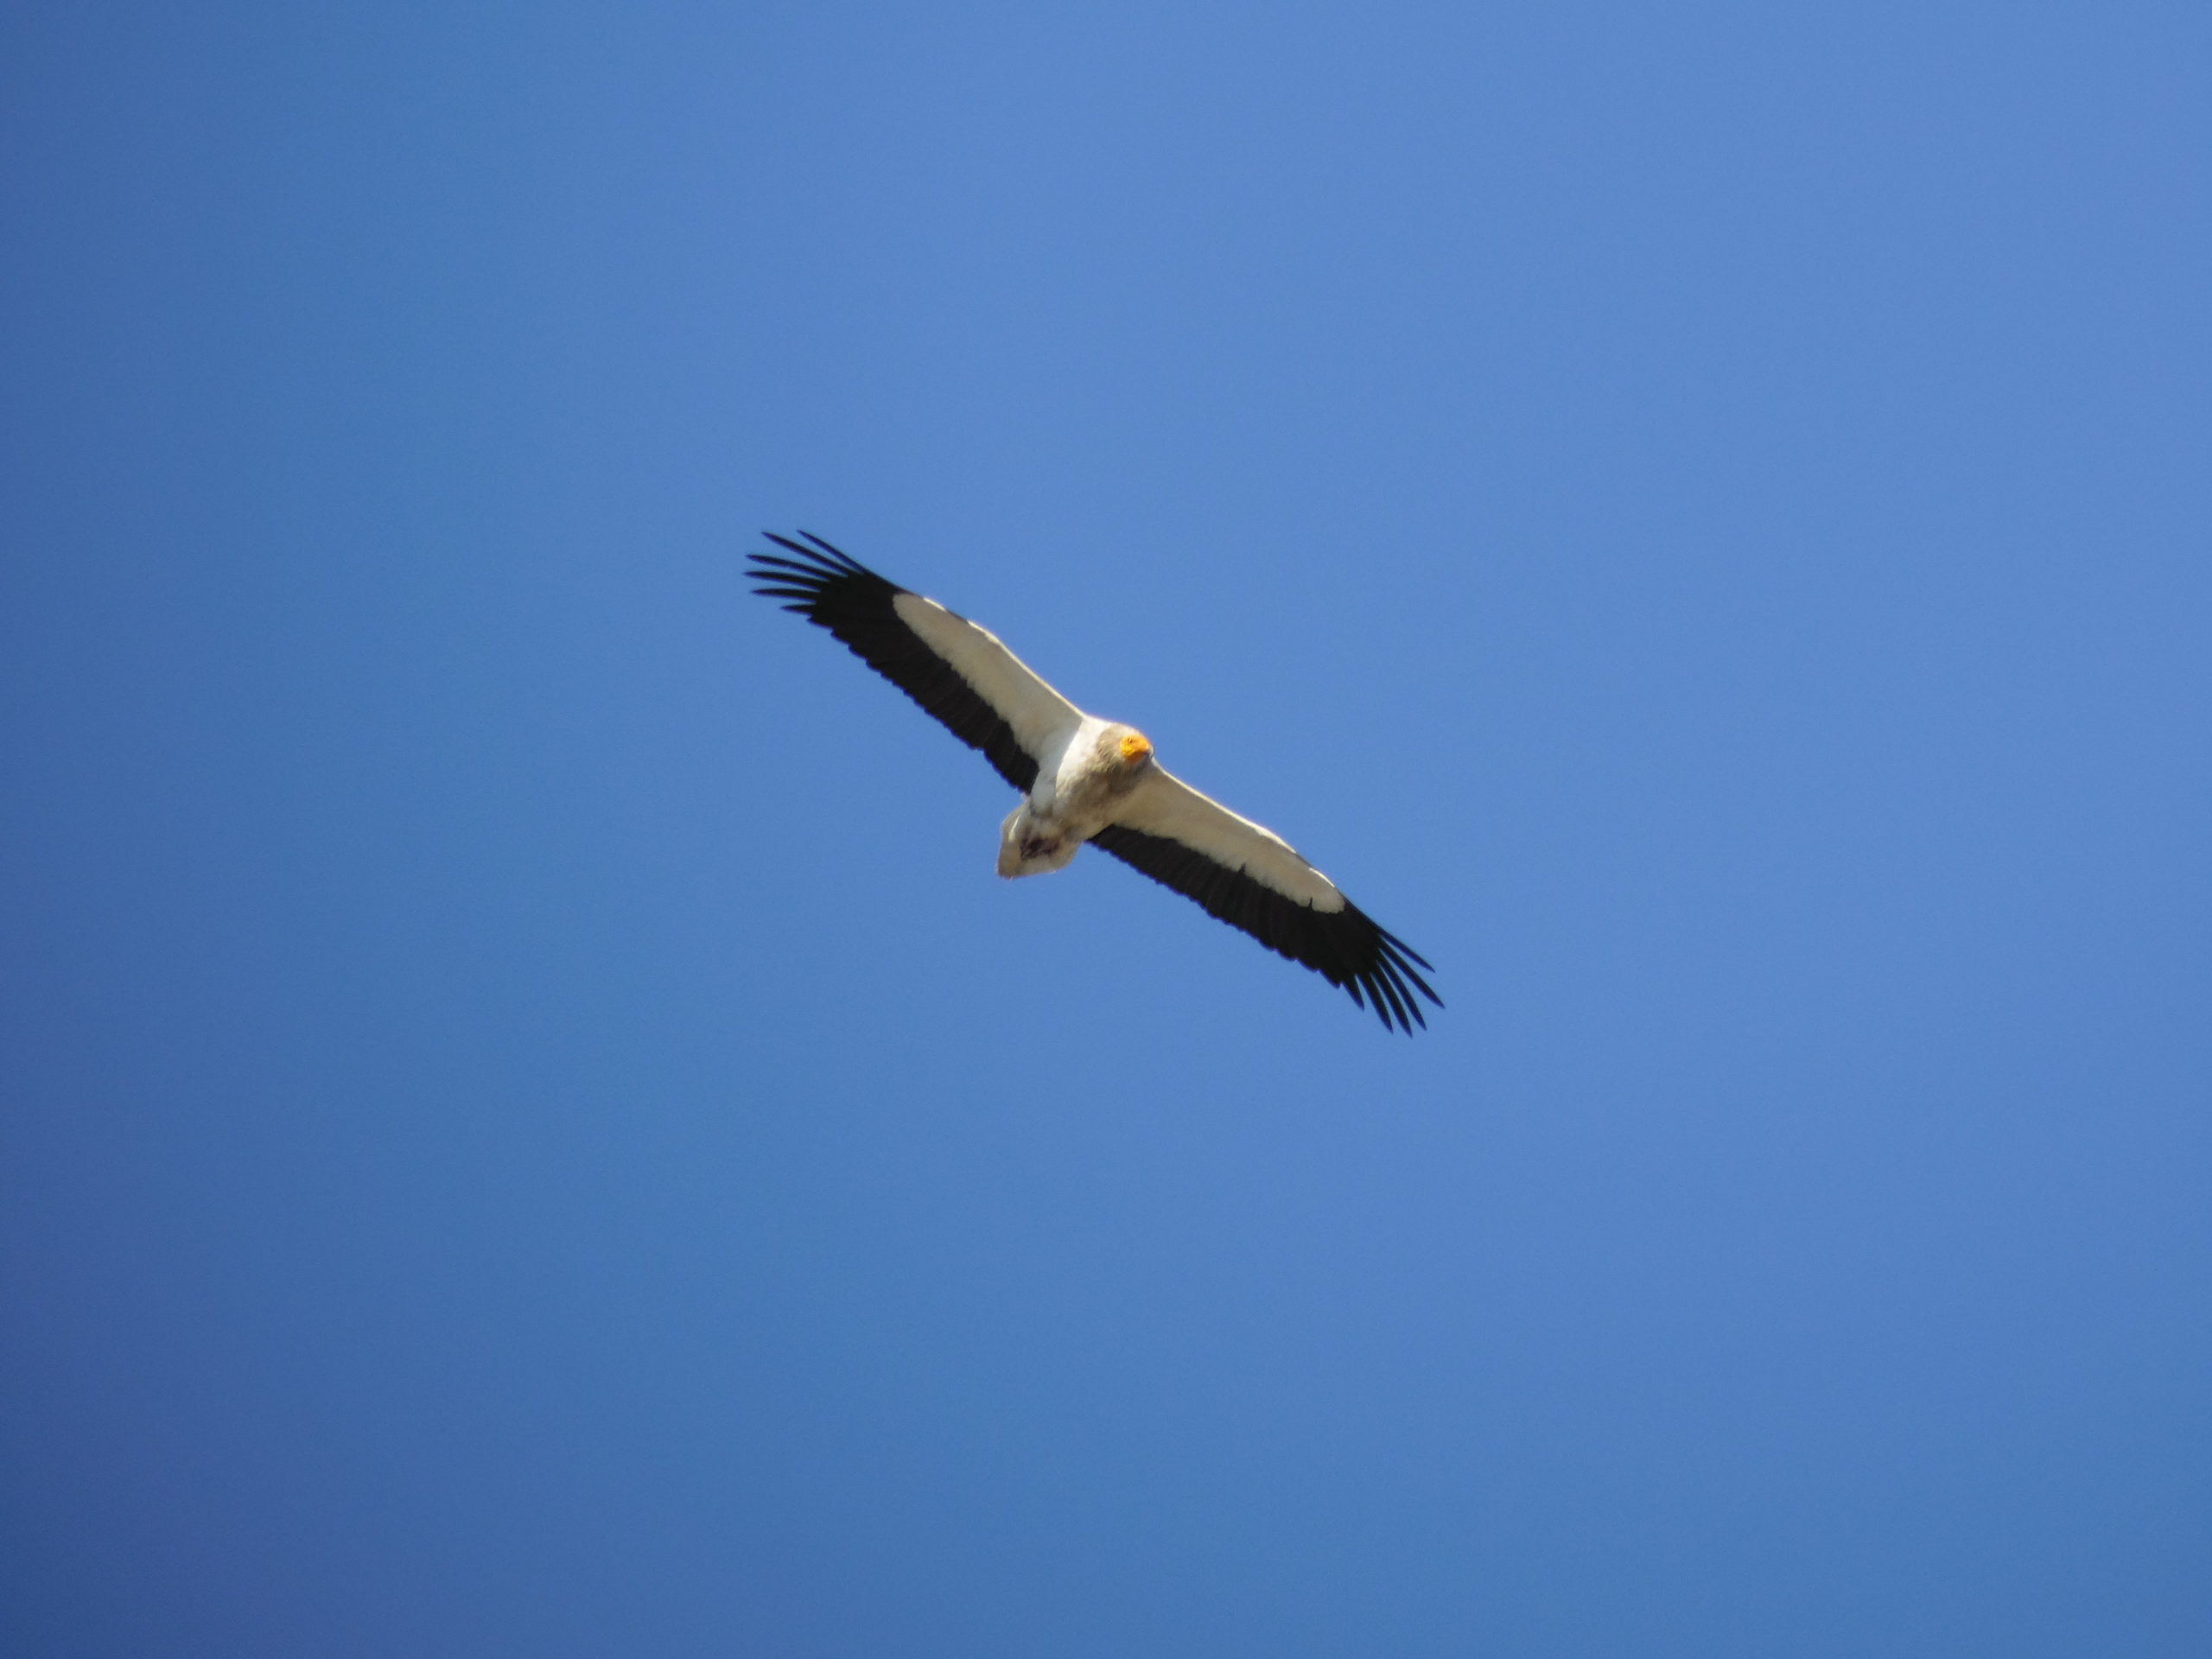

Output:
xmin=1092 ymin=768 xmax=1441 ymax=1033
xmin=748 ymin=532 xmax=1084 ymax=791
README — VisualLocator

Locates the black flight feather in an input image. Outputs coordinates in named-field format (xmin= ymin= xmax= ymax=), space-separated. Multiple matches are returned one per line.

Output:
xmin=1087 ymin=823 xmax=1442 ymax=1034
xmin=746 ymin=531 xmax=1039 ymax=791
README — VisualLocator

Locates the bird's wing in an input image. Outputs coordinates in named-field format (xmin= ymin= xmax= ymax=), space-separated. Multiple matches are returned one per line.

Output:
xmin=748 ymin=532 xmax=1084 ymax=791
xmin=1092 ymin=768 xmax=1441 ymax=1033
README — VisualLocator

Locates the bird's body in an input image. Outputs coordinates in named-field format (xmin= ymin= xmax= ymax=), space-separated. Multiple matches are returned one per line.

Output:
xmin=998 ymin=717 xmax=1153 ymax=877
xmin=748 ymin=532 xmax=1440 ymax=1032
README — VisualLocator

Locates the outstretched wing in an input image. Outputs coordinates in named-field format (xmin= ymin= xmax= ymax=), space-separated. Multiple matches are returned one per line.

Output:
xmin=747 ymin=532 xmax=1083 ymax=791
xmin=1091 ymin=769 xmax=1442 ymax=1033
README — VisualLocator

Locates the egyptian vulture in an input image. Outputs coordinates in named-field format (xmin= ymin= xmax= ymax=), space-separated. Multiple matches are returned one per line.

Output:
xmin=748 ymin=532 xmax=1442 ymax=1032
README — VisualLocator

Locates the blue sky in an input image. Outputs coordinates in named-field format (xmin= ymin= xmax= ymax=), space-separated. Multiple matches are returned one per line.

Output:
xmin=4 ymin=3 xmax=2208 ymax=1653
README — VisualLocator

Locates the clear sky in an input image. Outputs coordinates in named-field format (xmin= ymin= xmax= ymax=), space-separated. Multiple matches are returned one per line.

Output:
xmin=4 ymin=3 xmax=2208 ymax=1654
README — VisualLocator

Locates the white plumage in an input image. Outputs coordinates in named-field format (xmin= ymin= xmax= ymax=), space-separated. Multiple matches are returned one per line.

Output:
xmin=750 ymin=532 xmax=1440 ymax=1032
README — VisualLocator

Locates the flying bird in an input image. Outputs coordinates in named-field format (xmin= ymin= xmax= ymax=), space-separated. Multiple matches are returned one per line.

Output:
xmin=747 ymin=532 xmax=1442 ymax=1032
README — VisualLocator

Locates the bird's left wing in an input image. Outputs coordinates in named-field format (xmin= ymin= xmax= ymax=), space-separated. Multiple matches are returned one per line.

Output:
xmin=748 ymin=532 xmax=1083 ymax=791
xmin=1092 ymin=769 xmax=1442 ymax=1033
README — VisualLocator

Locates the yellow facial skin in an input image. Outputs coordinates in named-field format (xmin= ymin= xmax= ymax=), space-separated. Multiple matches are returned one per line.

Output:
xmin=1118 ymin=731 xmax=1153 ymax=765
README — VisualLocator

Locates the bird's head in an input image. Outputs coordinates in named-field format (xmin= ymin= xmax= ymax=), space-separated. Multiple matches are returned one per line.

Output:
xmin=1116 ymin=729 xmax=1154 ymax=768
